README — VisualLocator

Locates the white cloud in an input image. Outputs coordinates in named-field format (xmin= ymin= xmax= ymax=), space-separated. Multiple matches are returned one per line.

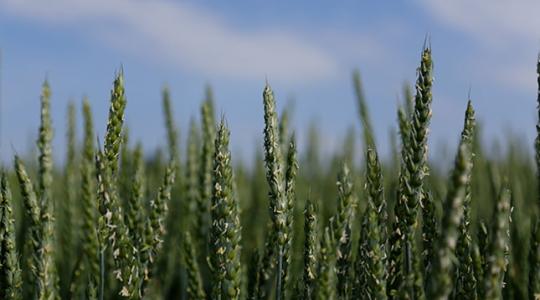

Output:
xmin=417 ymin=0 xmax=540 ymax=93
xmin=493 ymin=63 xmax=537 ymax=91
xmin=418 ymin=0 xmax=540 ymax=43
xmin=1 ymin=0 xmax=340 ymax=83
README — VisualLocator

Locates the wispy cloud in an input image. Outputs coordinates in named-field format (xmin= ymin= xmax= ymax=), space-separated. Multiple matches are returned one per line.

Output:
xmin=418 ymin=0 xmax=540 ymax=43
xmin=417 ymin=0 xmax=540 ymax=92
xmin=1 ymin=0 xmax=341 ymax=83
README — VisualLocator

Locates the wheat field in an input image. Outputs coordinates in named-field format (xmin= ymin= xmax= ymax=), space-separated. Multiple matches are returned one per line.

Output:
xmin=0 ymin=45 xmax=539 ymax=300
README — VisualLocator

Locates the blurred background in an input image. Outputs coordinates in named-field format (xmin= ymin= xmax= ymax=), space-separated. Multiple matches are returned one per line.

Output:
xmin=1 ymin=0 xmax=539 ymax=166
xmin=2 ymin=3 xmax=540 ymax=299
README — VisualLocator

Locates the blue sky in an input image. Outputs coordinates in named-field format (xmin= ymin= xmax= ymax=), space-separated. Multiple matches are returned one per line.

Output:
xmin=1 ymin=0 xmax=539 ymax=164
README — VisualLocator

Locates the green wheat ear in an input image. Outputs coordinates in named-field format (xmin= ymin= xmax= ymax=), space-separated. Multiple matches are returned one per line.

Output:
xmin=363 ymin=148 xmax=387 ymax=300
xmin=14 ymin=156 xmax=40 ymax=298
xmin=253 ymin=84 xmax=287 ymax=300
xmin=334 ymin=163 xmax=355 ymax=299
xmin=353 ymin=69 xmax=376 ymax=150
xmin=366 ymin=147 xmax=388 ymax=249
xmin=317 ymin=227 xmax=337 ymax=300
xmin=186 ymin=118 xmax=201 ymax=226
xmin=73 ymin=98 xmax=99 ymax=298
xmin=387 ymin=105 xmax=410 ymax=297
xmin=209 ymin=119 xmax=242 ymax=299
xmin=262 ymin=83 xmax=286 ymax=240
xmin=118 ymin=126 xmax=132 ymax=202
xmin=126 ymin=143 xmax=146 ymax=251
xmin=454 ymin=100 xmax=477 ymax=299
xmin=303 ymin=196 xmax=320 ymax=300
xmin=143 ymin=160 xmax=176 ymax=284
xmin=281 ymin=134 xmax=298 ymax=299
xmin=37 ymin=79 xmax=53 ymax=199
xmin=333 ymin=164 xmax=354 ymax=242
xmin=95 ymin=149 xmax=140 ymax=298
xmin=388 ymin=45 xmax=434 ymax=299
xmin=97 ymin=71 xmax=141 ymax=298
xmin=162 ymin=86 xmax=180 ymax=163
xmin=403 ymin=82 xmax=415 ymax=116
xmin=0 ymin=172 xmax=23 ymax=300
xmin=427 ymin=142 xmax=472 ymax=300
xmin=196 ymin=95 xmax=216 ymax=248
xmin=38 ymin=188 xmax=59 ymax=300
xmin=279 ymin=107 xmax=290 ymax=156
xmin=475 ymin=220 xmax=489 ymax=296
xmin=36 ymin=78 xmax=60 ymax=300
xmin=262 ymin=83 xmax=290 ymax=300
xmin=59 ymin=101 xmax=76 ymax=299
xmin=104 ymin=69 xmax=127 ymax=175
xmin=408 ymin=45 xmax=434 ymax=299
xmin=482 ymin=188 xmax=512 ymax=300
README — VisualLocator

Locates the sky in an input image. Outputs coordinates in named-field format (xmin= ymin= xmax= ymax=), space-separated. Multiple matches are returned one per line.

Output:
xmin=1 ymin=0 xmax=539 ymax=165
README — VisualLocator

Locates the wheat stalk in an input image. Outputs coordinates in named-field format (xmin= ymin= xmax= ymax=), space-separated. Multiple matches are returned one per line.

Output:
xmin=363 ymin=148 xmax=387 ymax=300
xmin=303 ymin=196 xmax=320 ymax=300
xmin=353 ymin=69 xmax=376 ymax=149
xmin=427 ymin=142 xmax=472 ymax=299
xmin=482 ymin=188 xmax=511 ymax=300
xmin=162 ymin=86 xmax=180 ymax=163
xmin=281 ymin=134 xmax=298 ymax=299
xmin=196 ymin=95 xmax=216 ymax=248
xmin=15 ymin=156 xmax=41 ymax=298
xmin=209 ymin=119 xmax=242 ymax=299
xmin=0 ymin=172 xmax=23 ymax=300
xmin=70 ymin=98 xmax=99 ymax=298
xmin=104 ymin=70 xmax=127 ymax=175
xmin=454 ymin=101 xmax=477 ymax=299
xmin=317 ymin=227 xmax=336 ymax=300
xmin=334 ymin=164 xmax=355 ymax=299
